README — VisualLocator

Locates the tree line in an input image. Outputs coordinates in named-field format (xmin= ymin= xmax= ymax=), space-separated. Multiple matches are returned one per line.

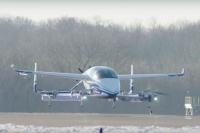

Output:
xmin=0 ymin=16 xmax=200 ymax=115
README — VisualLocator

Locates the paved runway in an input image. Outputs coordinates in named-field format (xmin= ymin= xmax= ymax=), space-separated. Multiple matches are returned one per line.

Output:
xmin=0 ymin=113 xmax=199 ymax=128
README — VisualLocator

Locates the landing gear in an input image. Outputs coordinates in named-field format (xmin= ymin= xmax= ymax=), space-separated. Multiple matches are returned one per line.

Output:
xmin=47 ymin=95 xmax=51 ymax=107
xmin=47 ymin=100 xmax=51 ymax=107
xmin=80 ymin=97 xmax=83 ymax=107
xmin=79 ymin=91 xmax=83 ymax=107
xmin=70 ymin=91 xmax=73 ymax=97
xmin=112 ymin=98 xmax=116 ymax=108
xmin=80 ymin=98 xmax=83 ymax=107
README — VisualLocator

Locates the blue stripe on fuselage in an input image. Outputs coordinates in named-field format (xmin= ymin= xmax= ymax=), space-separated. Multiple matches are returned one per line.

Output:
xmin=89 ymin=82 xmax=119 ymax=94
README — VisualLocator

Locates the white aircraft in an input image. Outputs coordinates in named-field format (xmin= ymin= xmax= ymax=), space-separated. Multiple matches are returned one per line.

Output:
xmin=11 ymin=63 xmax=184 ymax=108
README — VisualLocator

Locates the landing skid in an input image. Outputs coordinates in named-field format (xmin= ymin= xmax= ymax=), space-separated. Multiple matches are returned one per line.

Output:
xmin=80 ymin=99 xmax=83 ymax=107
xmin=112 ymin=98 xmax=116 ymax=108
xmin=48 ymin=96 xmax=51 ymax=107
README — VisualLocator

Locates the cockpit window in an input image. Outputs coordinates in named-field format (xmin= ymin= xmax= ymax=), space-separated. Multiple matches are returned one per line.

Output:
xmin=93 ymin=68 xmax=118 ymax=79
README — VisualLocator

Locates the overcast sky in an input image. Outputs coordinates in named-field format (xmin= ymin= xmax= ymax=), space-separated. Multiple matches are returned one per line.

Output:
xmin=0 ymin=0 xmax=200 ymax=27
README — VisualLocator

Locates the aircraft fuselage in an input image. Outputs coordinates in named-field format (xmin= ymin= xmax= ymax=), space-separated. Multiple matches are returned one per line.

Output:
xmin=83 ymin=66 xmax=120 ymax=98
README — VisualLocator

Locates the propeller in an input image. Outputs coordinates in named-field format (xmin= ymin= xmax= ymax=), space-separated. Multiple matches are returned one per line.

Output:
xmin=77 ymin=66 xmax=92 ymax=73
xmin=153 ymin=92 xmax=169 ymax=96
xmin=37 ymin=88 xmax=43 ymax=92
xmin=77 ymin=68 xmax=84 ymax=73
xmin=76 ymin=66 xmax=92 ymax=82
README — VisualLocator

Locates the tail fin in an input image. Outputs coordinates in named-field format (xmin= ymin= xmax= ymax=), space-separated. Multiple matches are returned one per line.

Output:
xmin=33 ymin=63 xmax=37 ymax=93
xmin=129 ymin=65 xmax=134 ymax=94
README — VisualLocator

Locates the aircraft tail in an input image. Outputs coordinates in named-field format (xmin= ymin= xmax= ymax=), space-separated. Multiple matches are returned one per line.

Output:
xmin=129 ymin=65 xmax=134 ymax=94
xmin=33 ymin=63 xmax=37 ymax=93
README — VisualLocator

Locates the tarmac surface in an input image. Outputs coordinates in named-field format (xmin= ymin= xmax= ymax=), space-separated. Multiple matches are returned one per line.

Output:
xmin=0 ymin=113 xmax=199 ymax=128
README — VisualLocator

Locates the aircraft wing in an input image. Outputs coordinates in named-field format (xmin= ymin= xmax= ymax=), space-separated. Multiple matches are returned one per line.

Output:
xmin=118 ymin=68 xmax=185 ymax=80
xmin=11 ymin=64 xmax=91 ymax=80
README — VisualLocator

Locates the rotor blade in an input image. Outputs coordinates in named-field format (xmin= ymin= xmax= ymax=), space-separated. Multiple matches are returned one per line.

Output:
xmin=142 ymin=90 xmax=152 ymax=93
xmin=37 ymin=89 xmax=44 ymax=91
xmin=154 ymin=92 xmax=169 ymax=95
xmin=138 ymin=90 xmax=151 ymax=94
xmin=139 ymin=90 xmax=169 ymax=96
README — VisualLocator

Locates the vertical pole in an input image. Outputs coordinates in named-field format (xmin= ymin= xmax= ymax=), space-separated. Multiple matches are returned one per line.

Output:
xmin=187 ymin=91 xmax=189 ymax=96
xmin=129 ymin=65 xmax=134 ymax=94
xmin=33 ymin=63 xmax=37 ymax=93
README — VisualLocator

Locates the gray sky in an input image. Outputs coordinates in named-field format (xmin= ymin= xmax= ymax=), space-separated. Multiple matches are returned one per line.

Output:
xmin=0 ymin=0 xmax=200 ymax=27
